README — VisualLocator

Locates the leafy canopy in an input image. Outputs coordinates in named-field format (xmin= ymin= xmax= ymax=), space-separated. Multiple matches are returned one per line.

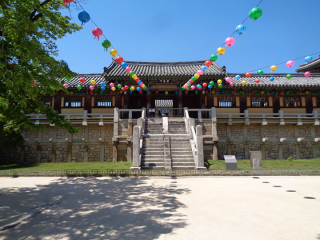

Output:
xmin=0 ymin=0 xmax=83 ymax=147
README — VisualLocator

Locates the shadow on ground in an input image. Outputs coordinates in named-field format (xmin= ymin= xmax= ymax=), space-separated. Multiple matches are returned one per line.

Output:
xmin=0 ymin=177 xmax=190 ymax=240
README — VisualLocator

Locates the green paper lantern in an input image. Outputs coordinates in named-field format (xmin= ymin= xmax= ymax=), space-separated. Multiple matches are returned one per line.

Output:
xmin=182 ymin=87 xmax=185 ymax=90
xmin=210 ymin=54 xmax=218 ymax=61
xmin=195 ymin=91 xmax=198 ymax=95
xmin=191 ymin=77 xmax=197 ymax=81
xmin=129 ymin=71 xmax=135 ymax=77
xmin=209 ymin=81 xmax=214 ymax=86
xmin=77 ymin=85 xmax=82 ymax=90
xmin=102 ymin=40 xmax=111 ymax=50
xmin=65 ymin=77 xmax=71 ymax=81
xmin=218 ymin=84 xmax=223 ymax=88
xmin=257 ymin=70 xmax=264 ymax=75
xmin=286 ymin=91 xmax=290 ymax=95
xmin=249 ymin=7 xmax=263 ymax=20
xmin=286 ymin=74 xmax=292 ymax=80
xmin=117 ymin=84 xmax=122 ymax=89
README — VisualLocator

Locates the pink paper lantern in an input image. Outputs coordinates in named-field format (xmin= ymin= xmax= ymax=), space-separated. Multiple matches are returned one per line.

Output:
xmin=225 ymin=77 xmax=231 ymax=83
xmin=229 ymin=82 xmax=234 ymax=87
xmin=109 ymin=83 xmax=114 ymax=88
xmin=304 ymin=71 xmax=311 ymax=77
xmin=139 ymin=90 xmax=143 ymax=94
xmin=225 ymin=37 xmax=235 ymax=47
xmin=63 ymin=0 xmax=74 ymax=7
xmin=191 ymin=85 xmax=196 ymax=90
xmin=63 ymin=84 xmax=68 ymax=88
xmin=89 ymin=86 xmax=94 ymax=90
xmin=286 ymin=60 xmax=295 ymax=68
xmin=197 ymin=70 xmax=204 ymax=75
xmin=231 ymin=91 xmax=235 ymax=94
xmin=185 ymin=91 xmax=188 ymax=95
xmin=92 ymin=27 xmax=103 ymax=41
xmin=125 ymin=67 xmax=132 ymax=73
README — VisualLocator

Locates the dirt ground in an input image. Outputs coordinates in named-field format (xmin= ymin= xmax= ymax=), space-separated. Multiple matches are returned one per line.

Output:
xmin=0 ymin=176 xmax=320 ymax=240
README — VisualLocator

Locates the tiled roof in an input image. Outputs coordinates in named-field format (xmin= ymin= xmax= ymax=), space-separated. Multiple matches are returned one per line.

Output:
xmin=104 ymin=59 xmax=224 ymax=78
xmin=296 ymin=57 xmax=320 ymax=73
xmin=226 ymin=73 xmax=320 ymax=88
xmin=56 ymin=73 xmax=106 ymax=87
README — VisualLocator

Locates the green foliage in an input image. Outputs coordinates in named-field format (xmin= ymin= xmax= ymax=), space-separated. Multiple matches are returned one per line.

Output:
xmin=0 ymin=119 xmax=24 ymax=148
xmin=0 ymin=0 xmax=83 ymax=139
xmin=287 ymin=157 xmax=293 ymax=162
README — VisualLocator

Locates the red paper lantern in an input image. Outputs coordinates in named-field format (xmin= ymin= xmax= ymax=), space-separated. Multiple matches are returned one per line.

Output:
xmin=60 ymin=91 xmax=64 ymax=95
xmin=33 ymin=82 xmax=36 ymax=86
xmin=155 ymin=90 xmax=159 ymax=94
xmin=280 ymin=91 xmax=284 ymax=95
xmin=205 ymin=60 xmax=212 ymax=67
xmin=110 ymin=91 xmax=113 ymax=95
xmin=79 ymin=78 xmax=85 ymax=84
xmin=92 ymin=27 xmax=103 ymax=41
xmin=255 ymin=79 xmax=260 ymax=84
xmin=135 ymin=77 xmax=140 ymax=82
xmin=124 ymin=85 xmax=129 ymax=90
xmin=63 ymin=0 xmax=74 ymax=7
xmin=296 ymin=91 xmax=300 ymax=95
xmin=121 ymin=87 xmax=125 ymax=92
xmin=116 ymin=56 xmax=123 ymax=64
xmin=203 ymin=83 xmax=208 ymax=87
xmin=245 ymin=72 xmax=252 ymax=77
xmin=188 ymin=79 xmax=194 ymax=84
xmin=205 ymin=91 xmax=208 ymax=94
xmin=231 ymin=91 xmax=235 ymax=94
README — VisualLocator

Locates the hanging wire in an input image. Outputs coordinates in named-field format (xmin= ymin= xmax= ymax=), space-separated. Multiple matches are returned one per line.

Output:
xmin=248 ymin=51 xmax=320 ymax=73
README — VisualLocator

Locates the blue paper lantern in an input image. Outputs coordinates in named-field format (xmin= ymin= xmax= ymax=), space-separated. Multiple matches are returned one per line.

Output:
xmin=187 ymin=82 xmax=191 ymax=86
xmin=269 ymin=77 xmax=274 ymax=81
xmin=101 ymin=86 xmax=105 ymax=91
xmin=80 ymin=91 xmax=83 ymax=95
xmin=208 ymin=85 xmax=212 ymax=89
xmin=137 ymin=80 xmax=142 ymax=85
xmin=145 ymin=87 xmax=148 ymax=91
xmin=235 ymin=75 xmax=241 ymax=80
xmin=136 ymin=87 xmax=140 ymax=91
xmin=197 ymin=84 xmax=201 ymax=89
xmin=175 ymin=91 xmax=179 ymax=95
xmin=305 ymin=56 xmax=313 ymax=63
xmin=121 ymin=62 xmax=128 ymax=69
xmin=78 ymin=11 xmax=90 ymax=26
xmin=201 ymin=66 xmax=208 ymax=72
xmin=235 ymin=24 xmax=247 ymax=35
xmin=100 ymin=82 xmax=106 ymax=86
xmin=129 ymin=91 xmax=132 ymax=95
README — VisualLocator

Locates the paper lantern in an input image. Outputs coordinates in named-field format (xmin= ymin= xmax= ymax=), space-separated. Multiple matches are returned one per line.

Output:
xmin=191 ymin=77 xmax=197 ymax=81
xmin=245 ymin=72 xmax=252 ymax=77
xmin=249 ymin=7 xmax=263 ymax=20
xmin=261 ymin=91 xmax=265 ymax=95
xmin=189 ymin=79 xmax=194 ymax=84
xmin=305 ymin=56 xmax=313 ymax=63
xmin=132 ymin=74 xmax=137 ymax=79
xmin=77 ymin=85 xmax=82 ymax=90
xmin=63 ymin=84 xmax=68 ymax=88
xmin=209 ymin=81 xmax=214 ymax=86
xmin=79 ymin=78 xmax=85 ymax=84
xmin=191 ymin=85 xmax=196 ymax=90
xmin=217 ymin=79 xmax=222 ymax=84
xmin=90 ymin=80 xmax=96 ymax=85
xmin=296 ymin=91 xmax=300 ymax=95
xmin=65 ymin=77 xmax=71 ymax=81
xmin=205 ymin=60 xmax=212 ymax=67
xmin=116 ymin=56 xmax=123 ymax=64
xmin=225 ymin=37 xmax=235 ymax=47
xmin=235 ymin=75 xmax=241 ymax=80
xmin=102 ymin=40 xmax=111 ymax=50
xmin=270 ymin=65 xmax=277 ymax=71
xmin=100 ymin=82 xmax=106 ymax=87
xmin=218 ymin=84 xmax=223 ymax=88
xmin=185 ymin=91 xmax=188 ymax=95
xmin=304 ymin=72 xmax=311 ymax=77
xmin=251 ymin=91 xmax=255 ymax=95
xmin=109 ymin=83 xmax=114 ymax=88
xmin=33 ymin=82 xmax=37 ymax=86
xmin=194 ymin=73 xmax=200 ymax=79
xmin=121 ymin=87 xmax=125 ymax=91
xmin=125 ymin=67 xmax=132 ymax=73
xmin=165 ymin=91 xmax=168 ymax=96
xmin=101 ymin=87 xmax=105 ymax=91
xmin=217 ymin=47 xmax=225 ymax=55
xmin=286 ymin=74 xmax=292 ymax=79
xmin=269 ymin=77 xmax=275 ymax=81
xmin=197 ymin=70 xmax=203 ymax=75
xmin=235 ymin=24 xmax=247 ymax=35
xmin=241 ymin=80 xmax=246 ymax=86
xmin=63 ymin=0 xmax=74 ymax=7
xmin=286 ymin=60 xmax=294 ymax=68
xmin=210 ymin=54 xmax=218 ymax=61
xmin=203 ymin=83 xmax=208 ymax=87
xmin=229 ymin=82 xmax=234 ymax=87
xmin=280 ymin=91 xmax=284 ymax=95
xmin=201 ymin=66 xmax=208 ymax=71
xmin=231 ymin=91 xmax=235 ymax=95
xmin=121 ymin=62 xmax=128 ymax=69
xmin=197 ymin=84 xmax=201 ymax=89
xmin=155 ymin=90 xmax=159 ymax=94
xmin=208 ymin=85 xmax=212 ymax=89
xmin=255 ymin=79 xmax=260 ymax=84
xmin=110 ymin=49 xmax=118 ymax=57
xmin=78 ymin=11 xmax=90 ymax=26
xmin=129 ymin=71 xmax=135 ymax=77
xmin=111 ymin=87 xmax=116 ymax=91
xmin=89 ymin=86 xmax=94 ymax=90
xmin=117 ymin=84 xmax=122 ymax=89
xmin=124 ymin=85 xmax=129 ymax=90
xmin=92 ymin=27 xmax=103 ymax=41
xmin=257 ymin=70 xmax=263 ymax=75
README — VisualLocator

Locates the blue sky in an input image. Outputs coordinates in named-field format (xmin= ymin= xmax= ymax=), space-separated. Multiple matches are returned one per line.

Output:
xmin=56 ymin=0 xmax=320 ymax=74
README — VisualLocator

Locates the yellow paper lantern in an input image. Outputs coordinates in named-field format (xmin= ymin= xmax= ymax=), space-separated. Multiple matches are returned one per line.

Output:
xmin=69 ymin=91 xmax=73 ymax=95
xmin=261 ymin=91 xmax=265 ymax=95
xmin=132 ymin=74 xmax=137 ymax=79
xmin=165 ymin=91 xmax=169 ymax=96
xmin=187 ymin=86 xmax=191 ymax=91
xmin=217 ymin=79 xmax=222 ymax=84
xmin=212 ymin=91 xmax=215 ymax=94
xmin=142 ymin=84 xmax=146 ymax=88
xmin=110 ymin=49 xmax=118 ymax=57
xmin=90 ymin=80 xmax=96 ymax=85
xmin=130 ymin=86 xmax=135 ymax=91
xmin=120 ymin=91 xmax=123 ymax=94
xmin=111 ymin=87 xmax=116 ymax=91
xmin=217 ymin=47 xmax=226 ymax=55
xmin=242 ymin=80 xmax=246 ymax=86
xmin=270 ymin=65 xmax=277 ymax=71
xmin=305 ymin=91 xmax=310 ymax=95
xmin=194 ymin=74 xmax=200 ymax=79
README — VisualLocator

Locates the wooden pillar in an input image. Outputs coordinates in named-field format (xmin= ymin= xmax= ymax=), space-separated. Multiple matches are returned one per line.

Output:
xmin=54 ymin=96 xmax=61 ymax=114
xmin=84 ymin=96 xmax=92 ymax=113
xmin=273 ymin=96 xmax=280 ymax=113
xmin=123 ymin=91 xmax=129 ymax=109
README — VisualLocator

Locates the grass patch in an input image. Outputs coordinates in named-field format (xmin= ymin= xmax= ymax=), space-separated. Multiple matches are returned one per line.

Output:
xmin=205 ymin=159 xmax=320 ymax=170
xmin=0 ymin=162 xmax=132 ymax=171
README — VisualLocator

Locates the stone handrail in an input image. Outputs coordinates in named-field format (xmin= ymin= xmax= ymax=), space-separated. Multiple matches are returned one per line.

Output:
xmin=184 ymin=107 xmax=190 ymax=133
xmin=131 ymin=125 xmax=142 ymax=170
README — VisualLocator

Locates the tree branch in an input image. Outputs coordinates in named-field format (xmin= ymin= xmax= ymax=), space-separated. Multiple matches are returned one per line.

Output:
xmin=30 ymin=0 xmax=53 ymax=22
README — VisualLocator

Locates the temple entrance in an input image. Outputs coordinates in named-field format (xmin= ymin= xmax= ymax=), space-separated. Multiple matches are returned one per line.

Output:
xmin=155 ymin=99 xmax=173 ymax=117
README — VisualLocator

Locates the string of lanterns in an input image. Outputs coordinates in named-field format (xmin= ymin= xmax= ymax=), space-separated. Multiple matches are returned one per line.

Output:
xmin=181 ymin=6 xmax=263 ymax=93
xmin=61 ymin=0 xmax=148 ymax=94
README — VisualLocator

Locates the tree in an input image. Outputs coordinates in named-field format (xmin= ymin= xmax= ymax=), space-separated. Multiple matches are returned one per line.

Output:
xmin=0 ymin=0 xmax=84 ymax=149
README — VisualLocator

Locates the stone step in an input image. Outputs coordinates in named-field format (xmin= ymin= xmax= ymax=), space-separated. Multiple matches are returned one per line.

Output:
xmin=172 ymin=162 xmax=195 ymax=167
xmin=141 ymin=157 xmax=164 ymax=161
xmin=172 ymin=157 xmax=194 ymax=161
xmin=172 ymin=166 xmax=195 ymax=170
xmin=141 ymin=155 xmax=164 ymax=159
xmin=141 ymin=166 xmax=165 ymax=170
xmin=171 ymin=154 xmax=194 ymax=157
xmin=141 ymin=162 xmax=165 ymax=167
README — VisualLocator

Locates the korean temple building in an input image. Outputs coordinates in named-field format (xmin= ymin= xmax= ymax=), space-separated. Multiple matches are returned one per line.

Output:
xmin=3 ymin=57 xmax=320 ymax=170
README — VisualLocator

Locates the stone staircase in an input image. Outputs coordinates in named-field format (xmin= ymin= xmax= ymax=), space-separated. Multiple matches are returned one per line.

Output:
xmin=141 ymin=117 xmax=195 ymax=170
xmin=141 ymin=118 xmax=164 ymax=170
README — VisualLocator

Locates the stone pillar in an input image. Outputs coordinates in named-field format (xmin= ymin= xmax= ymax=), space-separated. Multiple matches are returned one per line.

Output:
xmin=51 ymin=144 xmax=56 ymax=163
xmin=112 ymin=137 xmax=118 ymax=162
xmin=127 ymin=138 xmax=132 ymax=162
xmin=164 ymin=137 xmax=172 ymax=171
xmin=279 ymin=143 xmax=284 ymax=160
xmin=131 ymin=125 xmax=141 ymax=170
xmin=227 ymin=142 xmax=232 ymax=155
xmin=99 ymin=138 xmax=105 ymax=162
xmin=146 ymin=90 xmax=152 ymax=116
xmin=295 ymin=143 xmax=301 ymax=159
xmin=35 ymin=141 xmax=42 ymax=163
xmin=67 ymin=142 xmax=72 ymax=163
xmin=113 ymin=107 xmax=119 ymax=136
xmin=196 ymin=125 xmax=206 ymax=170
xmin=128 ymin=119 xmax=133 ymax=136
xmin=261 ymin=143 xmax=266 ymax=160
xmin=212 ymin=142 xmax=218 ymax=160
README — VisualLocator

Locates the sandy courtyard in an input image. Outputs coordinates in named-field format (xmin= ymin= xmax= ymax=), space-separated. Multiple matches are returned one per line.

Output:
xmin=0 ymin=176 xmax=320 ymax=240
